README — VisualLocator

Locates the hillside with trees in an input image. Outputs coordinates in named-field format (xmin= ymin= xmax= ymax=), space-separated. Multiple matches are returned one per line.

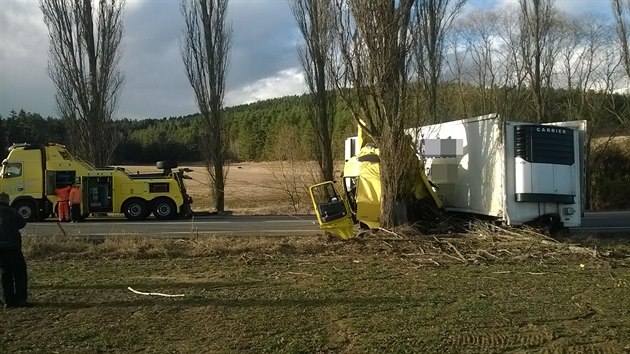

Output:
xmin=1 ymin=87 xmax=629 ymax=164
xmin=1 ymin=86 xmax=629 ymax=210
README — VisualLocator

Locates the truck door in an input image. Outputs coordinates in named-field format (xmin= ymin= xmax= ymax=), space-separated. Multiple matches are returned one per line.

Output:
xmin=1 ymin=161 xmax=25 ymax=197
xmin=80 ymin=176 xmax=90 ymax=216
xmin=309 ymin=181 xmax=354 ymax=239
xmin=82 ymin=176 xmax=113 ymax=213
xmin=45 ymin=171 xmax=56 ymax=196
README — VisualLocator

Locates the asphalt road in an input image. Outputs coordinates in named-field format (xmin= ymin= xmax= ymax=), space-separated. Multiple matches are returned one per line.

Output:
xmin=576 ymin=211 xmax=630 ymax=234
xmin=21 ymin=211 xmax=630 ymax=237
xmin=22 ymin=215 xmax=322 ymax=238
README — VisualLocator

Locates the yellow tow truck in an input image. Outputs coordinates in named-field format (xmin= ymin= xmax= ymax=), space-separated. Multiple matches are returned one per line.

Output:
xmin=0 ymin=143 xmax=193 ymax=221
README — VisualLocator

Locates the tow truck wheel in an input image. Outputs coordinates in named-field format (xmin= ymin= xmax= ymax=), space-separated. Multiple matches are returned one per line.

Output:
xmin=14 ymin=200 xmax=38 ymax=222
xmin=153 ymin=198 xmax=177 ymax=220
xmin=123 ymin=198 xmax=149 ymax=220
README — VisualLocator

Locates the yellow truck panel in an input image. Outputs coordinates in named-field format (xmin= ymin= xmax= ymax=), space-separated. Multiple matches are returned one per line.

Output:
xmin=311 ymin=142 xmax=442 ymax=239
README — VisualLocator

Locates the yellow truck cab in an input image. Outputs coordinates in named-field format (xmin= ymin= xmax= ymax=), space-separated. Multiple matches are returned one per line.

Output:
xmin=0 ymin=143 xmax=193 ymax=221
xmin=309 ymin=126 xmax=443 ymax=239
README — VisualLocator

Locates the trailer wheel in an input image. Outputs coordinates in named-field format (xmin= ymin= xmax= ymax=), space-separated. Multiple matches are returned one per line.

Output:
xmin=153 ymin=198 xmax=177 ymax=220
xmin=13 ymin=200 xmax=38 ymax=222
xmin=123 ymin=198 xmax=149 ymax=220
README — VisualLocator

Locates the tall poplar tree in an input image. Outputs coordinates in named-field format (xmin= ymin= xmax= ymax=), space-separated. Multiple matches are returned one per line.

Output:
xmin=181 ymin=0 xmax=231 ymax=212
xmin=40 ymin=0 xmax=125 ymax=166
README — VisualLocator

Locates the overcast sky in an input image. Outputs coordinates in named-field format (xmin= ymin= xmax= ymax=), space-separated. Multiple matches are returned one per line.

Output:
xmin=0 ymin=0 xmax=614 ymax=120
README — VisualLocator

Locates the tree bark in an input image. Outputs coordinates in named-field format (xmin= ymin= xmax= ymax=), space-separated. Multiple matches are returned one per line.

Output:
xmin=612 ymin=0 xmax=630 ymax=79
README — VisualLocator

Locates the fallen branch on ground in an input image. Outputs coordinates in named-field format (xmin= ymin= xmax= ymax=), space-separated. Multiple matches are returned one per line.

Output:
xmin=127 ymin=287 xmax=185 ymax=297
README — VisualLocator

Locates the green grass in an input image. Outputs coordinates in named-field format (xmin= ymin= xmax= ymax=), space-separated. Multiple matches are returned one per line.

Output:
xmin=2 ymin=234 xmax=629 ymax=353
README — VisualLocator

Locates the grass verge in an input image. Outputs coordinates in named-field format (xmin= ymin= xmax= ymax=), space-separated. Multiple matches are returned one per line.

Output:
xmin=2 ymin=231 xmax=629 ymax=353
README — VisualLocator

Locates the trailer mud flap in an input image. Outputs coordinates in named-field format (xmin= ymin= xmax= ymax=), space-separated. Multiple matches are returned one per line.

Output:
xmin=309 ymin=181 xmax=354 ymax=239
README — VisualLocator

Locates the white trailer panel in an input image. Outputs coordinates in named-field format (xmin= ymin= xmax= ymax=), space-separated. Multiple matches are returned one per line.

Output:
xmin=414 ymin=114 xmax=505 ymax=218
xmin=414 ymin=114 xmax=586 ymax=227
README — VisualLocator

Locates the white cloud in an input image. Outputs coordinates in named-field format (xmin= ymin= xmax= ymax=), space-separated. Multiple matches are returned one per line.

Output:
xmin=486 ymin=0 xmax=613 ymax=15
xmin=614 ymin=85 xmax=630 ymax=95
xmin=225 ymin=67 xmax=307 ymax=106
xmin=555 ymin=0 xmax=612 ymax=15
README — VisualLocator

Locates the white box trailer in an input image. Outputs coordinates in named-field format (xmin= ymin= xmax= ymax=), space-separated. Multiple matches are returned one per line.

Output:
xmin=411 ymin=113 xmax=587 ymax=227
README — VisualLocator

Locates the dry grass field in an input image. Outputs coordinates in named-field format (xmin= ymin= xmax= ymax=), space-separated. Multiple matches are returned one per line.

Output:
xmin=2 ymin=232 xmax=629 ymax=353
xmin=124 ymin=161 xmax=326 ymax=215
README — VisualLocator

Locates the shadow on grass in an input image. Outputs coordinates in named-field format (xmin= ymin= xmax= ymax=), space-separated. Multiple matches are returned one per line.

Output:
xmin=31 ymin=280 xmax=266 ymax=291
xmin=32 ymin=295 xmax=420 ymax=310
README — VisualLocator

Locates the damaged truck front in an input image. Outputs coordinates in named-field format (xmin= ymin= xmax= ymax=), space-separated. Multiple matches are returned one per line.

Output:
xmin=310 ymin=113 xmax=587 ymax=238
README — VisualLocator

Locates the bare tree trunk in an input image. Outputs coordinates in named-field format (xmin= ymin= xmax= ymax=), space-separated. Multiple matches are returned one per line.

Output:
xmin=181 ymin=0 xmax=231 ymax=212
xmin=519 ymin=0 xmax=558 ymax=123
xmin=40 ymin=0 xmax=124 ymax=167
xmin=495 ymin=8 xmax=529 ymax=120
xmin=413 ymin=0 xmax=466 ymax=122
xmin=458 ymin=9 xmax=500 ymax=114
xmin=290 ymin=0 xmax=336 ymax=182
xmin=612 ymin=0 xmax=630 ymax=78
xmin=330 ymin=0 xmax=417 ymax=228
xmin=445 ymin=27 xmax=470 ymax=117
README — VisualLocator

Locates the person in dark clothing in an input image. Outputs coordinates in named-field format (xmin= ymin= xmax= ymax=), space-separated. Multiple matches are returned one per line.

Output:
xmin=69 ymin=183 xmax=81 ymax=223
xmin=0 ymin=192 xmax=31 ymax=308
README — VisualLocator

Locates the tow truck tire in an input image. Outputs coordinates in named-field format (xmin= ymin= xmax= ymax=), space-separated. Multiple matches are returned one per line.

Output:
xmin=122 ymin=198 xmax=149 ymax=220
xmin=38 ymin=201 xmax=53 ymax=221
xmin=13 ymin=200 xmax=38 ymax=222
xmin=156 ymin=160 xmax=178 ymax=170
xmin=153 ymin=197 xmax=177 ymax=220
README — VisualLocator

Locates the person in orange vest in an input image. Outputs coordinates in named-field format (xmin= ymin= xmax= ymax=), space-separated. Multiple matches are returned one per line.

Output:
xmin=69 ymin=183 xmax=82 ymax=223
xmin=55 ymin=184 xmax=71 ymax=222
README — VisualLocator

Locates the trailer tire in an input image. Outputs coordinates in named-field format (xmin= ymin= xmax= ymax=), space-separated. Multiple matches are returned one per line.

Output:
xmin=13 ymin=200 xmax=38 ymax=222
xmin=153 ymin=198 xmax=177 ymax=220
xmin=122 ymin=198 xmax=150 ymax=220
xmin=156 ymin=160 xmax=178 ymax=170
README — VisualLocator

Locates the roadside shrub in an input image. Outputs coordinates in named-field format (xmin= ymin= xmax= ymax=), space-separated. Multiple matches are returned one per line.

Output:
xmin=589 ymin=138 xmax=630 ymax=210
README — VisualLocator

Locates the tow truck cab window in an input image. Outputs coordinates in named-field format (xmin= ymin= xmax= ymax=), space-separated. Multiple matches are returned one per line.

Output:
xmin=1 ymin=162 xmax=22 ymax=178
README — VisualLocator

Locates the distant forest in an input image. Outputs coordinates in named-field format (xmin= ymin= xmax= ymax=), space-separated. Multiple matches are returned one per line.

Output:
xmin=1 ymin=86 xmax=629 ymax=164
